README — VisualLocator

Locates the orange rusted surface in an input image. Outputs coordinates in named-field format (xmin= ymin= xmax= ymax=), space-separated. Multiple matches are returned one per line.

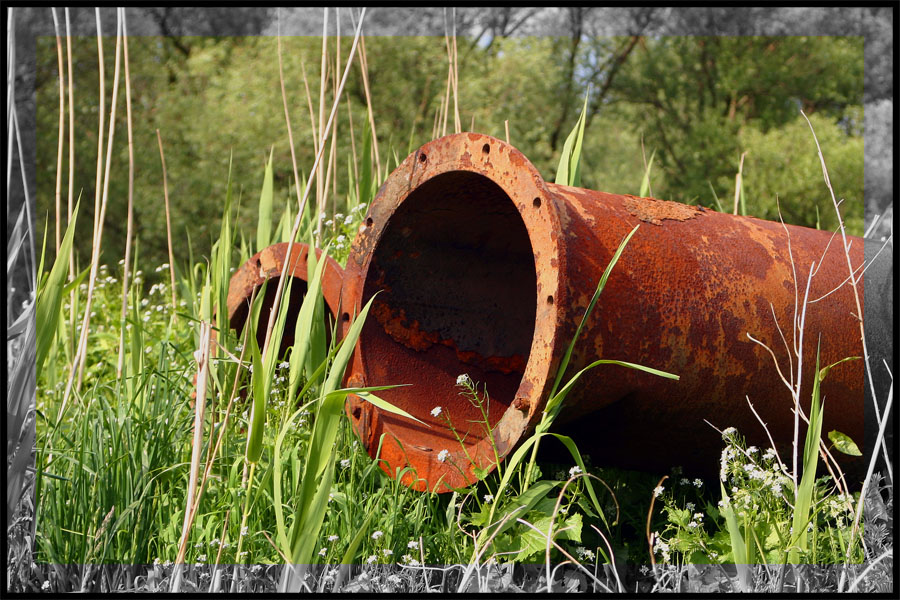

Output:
xmin=341 ymin=133 xmax=872 ymax=492
xmin=227 ymin=242 xmax=344 ymax=356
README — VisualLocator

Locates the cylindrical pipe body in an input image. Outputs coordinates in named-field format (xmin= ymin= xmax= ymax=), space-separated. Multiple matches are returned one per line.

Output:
xmin=341 ymin=133 xmax=875 ymax=492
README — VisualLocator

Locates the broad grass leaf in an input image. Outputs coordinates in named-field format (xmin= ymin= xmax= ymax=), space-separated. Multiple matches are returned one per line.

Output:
xmin=36 ymin=200 xmax=78 ymax=375
xmin=554 ymin=89 xmax=589 ymax=187
xmin=287 ymin=242 xmax=331 ymax=403
xmin=519 ymin=512 xmax=582 ymax=562
xmin=256 ymin=146 xmax=275 ymax=252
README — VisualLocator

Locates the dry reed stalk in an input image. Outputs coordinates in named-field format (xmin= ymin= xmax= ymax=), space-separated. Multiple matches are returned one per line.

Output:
xmin=51 ymin=8 xmax=64 ymax=253
xmin=155 ymin=130 xmax=178 ymax=318
xmin=505 ymin=119 xmax=510 ymax=144
xmin=91 ymin=9 xmax=105 ymax=243
xmin=357 ymin=35 xmax=381 ymax=176
xmin=300 ymin=58 xmax=318 ymax=154
xmin=315 ymin=9 xmax=328 ymax=242
xmin=69 ymin=9 xmax=122 ymax=396
xmin=172 ymin=321 xmax=212 ymax=590
xmin=346 ymin=95 xmax=359 ymax=201
xmin=65 ymin=8 xmax=76 ymax=350
xmin=798 ymin=106 xmax=896 ymax=570
xmin=6 ymin=9 xmax=14 ymax=202
xmin=117 ymin=7 xmax=135 ymax=378
xmin=733 ymin=151 xmax=747 ymax=215
xmin=261 ymin=7 xmax=366 ymax=372
xmin=440 ymin=67 xmax=451 ymax=137
xmin=332 ymin=9 xmax=340 ymax=214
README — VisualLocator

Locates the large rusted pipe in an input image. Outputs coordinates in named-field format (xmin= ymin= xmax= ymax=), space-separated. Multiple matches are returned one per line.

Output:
xmin=227 ymin=242 xmax=344 ymax=355
xmin=341 ymin=133 xmax=879 ymax=492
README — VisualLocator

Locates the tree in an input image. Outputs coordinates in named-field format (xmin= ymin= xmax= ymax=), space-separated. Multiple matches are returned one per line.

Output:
xmin=607 ymin=36 xmax=864 ymax=232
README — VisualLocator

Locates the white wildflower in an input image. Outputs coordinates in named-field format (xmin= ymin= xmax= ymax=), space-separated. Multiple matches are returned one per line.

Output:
xmin=319 ymin=548 xmax=327 ymax=557
xmin=693 ymin=478 xmax=703 ymax=488
xmin=382 ymin=548 xmax=393 ymax=556
xmin=653 ymin=485 xmax=664 ymax=498
xmin=387 ymin=574 xmax=401 ymax=585
xmin=569 ymin=465 xmax=582 ymax=477
xmin=483 ymin=494 xmax=494 ymax=503
xmin=430 ymin=406 xmax=442 ymax=417
xmin=42 ymin=581 xmax=51 ymax=591
xmin=241 ymin=525 xmax=249 ymax=537
xmin=437 ymin=449 xmax=450 ymax=463
xmin=366 ymin=555 xmax=377 ymax=564
xmin=456 ymin=373 xmax=470 ymax=386
xmin=328 ymin=534 xmax=339 ymax=543
xmin=371 ymin=530 xmax=383 ymax=540
xmin=407 ymin=540 xmax=419 ymax=550
xmin=341 ymin=459 xmax=351 ymax=468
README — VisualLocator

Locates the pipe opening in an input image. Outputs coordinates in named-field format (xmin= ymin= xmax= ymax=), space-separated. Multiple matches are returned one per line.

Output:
xmin=229 ymin=276 xmax=332 ymax=359
xmin=360 ymin=170 xmax=537 ymax=457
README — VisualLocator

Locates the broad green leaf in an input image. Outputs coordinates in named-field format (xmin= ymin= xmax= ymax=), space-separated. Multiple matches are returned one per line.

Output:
xmin=36 ymin=200 xmax=78 ymax=376
xmin=719 ymin=483 xmax=752 ymax=590
xmin=256 ymin=146 xmax=275 ymax=251
xmin=828 ymin=430 xmax=862 ymax=456
xmin=519 ymin=512 xmax=583 ymax=561
xmin=244 ymin=280 xmax=270 ymax=464
xmin=287 ymin=242 xmax=331 ymax=403
xmin=350 ymin=388 xmax=424 ymax=426
xmin=305 ymin=240 xmax=327 ymax=380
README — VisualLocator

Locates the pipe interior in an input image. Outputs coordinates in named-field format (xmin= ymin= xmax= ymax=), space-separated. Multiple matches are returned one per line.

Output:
xmin=360 ymin=171 xmax=537 ymax=452
xmin=231 ymin=277 xmax=332 ymax=359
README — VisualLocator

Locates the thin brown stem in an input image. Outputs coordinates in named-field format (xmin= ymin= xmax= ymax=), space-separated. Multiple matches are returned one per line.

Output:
xmin=357 ymin=35 xmax=381 ymax=176
xmin=261 ymin=8 xmax=367 ymax=361
xmin=117 ymin=7 xmax=135 ymax=378
xmin=155 ymin=130 xmax=178 ymax=319
xmin=51 ymin=8 xmax=65 ymax=253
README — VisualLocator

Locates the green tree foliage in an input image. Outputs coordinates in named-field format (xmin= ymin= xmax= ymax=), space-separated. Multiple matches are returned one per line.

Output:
xmin=609 ymin=36 xmax=864 ymax=232
xmin=34 ymin=27 xmax=865 ymax=272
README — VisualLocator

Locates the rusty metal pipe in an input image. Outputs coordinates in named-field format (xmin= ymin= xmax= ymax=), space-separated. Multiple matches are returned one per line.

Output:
xmin=227 ymin=242 xmax=344 ymax=356
xmin=341 ymin=133 xmax=878 ymax=492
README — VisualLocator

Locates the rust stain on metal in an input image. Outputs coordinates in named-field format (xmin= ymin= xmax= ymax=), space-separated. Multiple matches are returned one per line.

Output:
xmin=622 ymin=194 xmax=702 ymax=225
xmin=339 ymin=132 xmax=870 ymax=493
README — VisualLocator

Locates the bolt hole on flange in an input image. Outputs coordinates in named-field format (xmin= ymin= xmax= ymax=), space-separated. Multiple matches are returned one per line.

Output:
xmin=365 ymin=217 xmax=374 ymax=227
xmin=482 ymin=143 xmax=490 ymax=155
xmin=533 ymin=197 xmax=541 ymax=208
xmin=418 ymin=152 xmax=427 ymax=163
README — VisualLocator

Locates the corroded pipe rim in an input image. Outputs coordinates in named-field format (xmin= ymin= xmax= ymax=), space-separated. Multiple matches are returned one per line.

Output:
xmin=227 ymin=242 xmax=344 ymax=336
xmin=342 ymin=132 xmax=567 ymax=491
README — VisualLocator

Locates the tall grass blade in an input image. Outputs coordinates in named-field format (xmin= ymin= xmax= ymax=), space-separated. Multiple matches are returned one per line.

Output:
xmin=719 ymin=481 xmax=752 ymax=590
xmin=37 ymin=201 xmax=78 ymax=376
xmin=285 ymin=295 xmax=378 ymax=572
xmin=639 ymin=150 xmax=656 ymax=198
xmin=305 ymin=239 xmax=327 ymax=381
xmin=256 ymin=146 xmax=275 ymax=252
xmin=287 ymin=244 xmax=330 ymax=404
xmin=554 ymin=89 xmax=590 ymax=187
